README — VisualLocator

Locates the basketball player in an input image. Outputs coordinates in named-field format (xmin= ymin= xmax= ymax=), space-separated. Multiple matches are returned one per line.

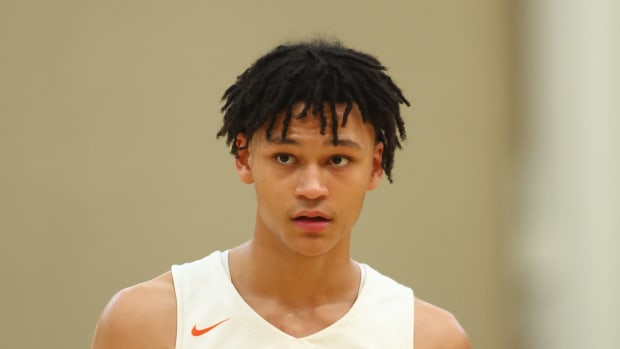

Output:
xmin=90 ymin=39 xmax=471 ymax=348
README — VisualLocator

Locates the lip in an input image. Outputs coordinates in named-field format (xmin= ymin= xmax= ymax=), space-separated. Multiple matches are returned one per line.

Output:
xmin=291 ymin=210 xmax=332 ymax=233
xmin=291 ymin=210 xmax=332 ymax=220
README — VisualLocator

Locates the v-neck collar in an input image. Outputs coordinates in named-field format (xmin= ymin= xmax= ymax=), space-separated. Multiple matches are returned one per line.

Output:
xmin=217 ymin=250 xmax=369 ymax=343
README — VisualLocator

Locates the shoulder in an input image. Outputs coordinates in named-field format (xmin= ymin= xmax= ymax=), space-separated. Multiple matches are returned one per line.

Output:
xmin=90 ymin=272 xmax=177 ymax=349
xmin=414 ymin=297 xmax=471 ymax=349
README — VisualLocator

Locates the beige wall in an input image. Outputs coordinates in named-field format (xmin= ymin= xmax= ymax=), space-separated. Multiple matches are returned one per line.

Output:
xmin=0 ymin=1 xmax=513 ymax=348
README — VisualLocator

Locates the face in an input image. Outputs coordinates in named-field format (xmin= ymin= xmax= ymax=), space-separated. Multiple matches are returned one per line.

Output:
xmin=235 ymin=103 xmax=384 ymax=257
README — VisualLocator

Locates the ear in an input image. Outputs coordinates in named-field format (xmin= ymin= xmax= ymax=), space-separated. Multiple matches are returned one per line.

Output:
xmin=235 ymin=134 xmax=254 ymax=184
xmin=367 ymin=142 xmax=384 ymax=191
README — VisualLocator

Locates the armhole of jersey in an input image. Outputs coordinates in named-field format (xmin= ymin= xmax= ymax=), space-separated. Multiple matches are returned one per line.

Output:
xmin=411 ymin=289 xmax=416 ymax=349
xmin=171 ymin=264 xmax=184 ymax=349
xmin=358 ymin=264 xmax=415 ymax=348
xmin=358 ymin=262 xmax=367 ymax=295
xmin=220 ymin=249 xmax=231 ymax=278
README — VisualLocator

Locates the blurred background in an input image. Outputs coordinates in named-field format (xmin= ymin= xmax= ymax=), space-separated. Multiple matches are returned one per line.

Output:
xmin=0 ymin=1 xmax=617 ymax=348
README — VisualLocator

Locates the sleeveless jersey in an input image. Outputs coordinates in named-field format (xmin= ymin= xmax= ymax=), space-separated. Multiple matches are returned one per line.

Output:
xmin=171 ymin=251 xmax=414 ymax=348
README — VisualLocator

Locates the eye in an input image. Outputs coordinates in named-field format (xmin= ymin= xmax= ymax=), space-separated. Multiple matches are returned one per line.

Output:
xmin=329 ymin=155 xmax=351 ymax=167
xmin=275 ymin=153 xmax=295 ymax=165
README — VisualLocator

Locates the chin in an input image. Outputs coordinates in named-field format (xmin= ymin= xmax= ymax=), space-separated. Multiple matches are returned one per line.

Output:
xmin=286 ymin=237 xmax=343 ymax=258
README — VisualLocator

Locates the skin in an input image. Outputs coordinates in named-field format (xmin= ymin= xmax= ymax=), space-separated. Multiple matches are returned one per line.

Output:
xmin=91 ymin=103 xmax=471 ymax=349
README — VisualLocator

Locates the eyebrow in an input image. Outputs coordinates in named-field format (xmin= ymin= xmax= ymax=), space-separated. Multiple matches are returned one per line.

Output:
xmin=267 ymin=137 xmax=362 ymax=149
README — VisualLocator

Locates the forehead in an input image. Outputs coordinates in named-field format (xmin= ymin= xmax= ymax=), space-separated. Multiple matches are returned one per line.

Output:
xmin=260 ymin=102 xmax=375 ymax=142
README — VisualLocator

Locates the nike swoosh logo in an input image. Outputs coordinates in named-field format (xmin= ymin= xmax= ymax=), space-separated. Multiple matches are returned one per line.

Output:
xmin=191 ymin=319 xmax=229 ymax=336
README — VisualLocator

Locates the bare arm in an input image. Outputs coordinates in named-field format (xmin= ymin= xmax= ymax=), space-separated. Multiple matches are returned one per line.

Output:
xmin=414 ymin=298 xmax=471 ymax=349
xmin=90 ymin=272 xmax=177 ymax=349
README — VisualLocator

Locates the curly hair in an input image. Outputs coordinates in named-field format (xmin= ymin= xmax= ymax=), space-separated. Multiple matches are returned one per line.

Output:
xmin=217 ymin=39 xmax=409 ymax=182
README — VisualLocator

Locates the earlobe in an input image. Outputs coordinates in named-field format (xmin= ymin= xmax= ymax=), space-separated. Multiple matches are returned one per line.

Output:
xmin=367 ymin=142 xmax=384 ymax=191
xmin=235 ymin=134 xmax=253 ymax=184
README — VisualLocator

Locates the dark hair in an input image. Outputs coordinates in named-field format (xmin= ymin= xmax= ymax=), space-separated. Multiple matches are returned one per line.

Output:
xmin=217 ymin=39 xmax=409 ymax=182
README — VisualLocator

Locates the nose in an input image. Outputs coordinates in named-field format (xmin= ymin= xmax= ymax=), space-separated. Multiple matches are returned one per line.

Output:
xmin=294 ymin=164 xmax=329 ymax=200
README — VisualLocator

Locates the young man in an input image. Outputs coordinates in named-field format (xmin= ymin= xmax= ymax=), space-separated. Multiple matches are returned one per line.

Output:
xmin=91 ymin=39 xmax=471 ymax=349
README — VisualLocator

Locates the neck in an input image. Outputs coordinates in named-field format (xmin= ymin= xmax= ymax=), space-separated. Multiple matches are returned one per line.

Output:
xmin=228 ymin=240 xmax=360 ymax=307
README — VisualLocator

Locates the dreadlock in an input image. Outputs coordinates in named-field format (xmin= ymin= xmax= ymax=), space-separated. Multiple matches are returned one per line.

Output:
xmin=216 ymin=39 xmax=409 ymax=182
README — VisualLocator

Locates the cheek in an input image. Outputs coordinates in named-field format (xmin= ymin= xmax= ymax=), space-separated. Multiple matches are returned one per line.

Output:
xmin=332 ymin=180 xmax=367 ymax=213
xmin=254 ymin=175 xmax=288 ymax=215
xmin=332 ymin=167 xmax=373 ymax=190
xmin=254 ymin=176 xmax=275 ymax=204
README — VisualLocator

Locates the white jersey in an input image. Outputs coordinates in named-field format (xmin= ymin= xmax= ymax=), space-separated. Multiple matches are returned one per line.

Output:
xmin=171 ymin=251 xmax=414 ymax=348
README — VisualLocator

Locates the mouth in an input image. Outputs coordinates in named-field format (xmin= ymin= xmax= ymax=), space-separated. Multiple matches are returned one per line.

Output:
xmin=293 ymin=216 xmax=331 ymax=222
xmin=291 ymin=213 xmax=332 ymax=232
